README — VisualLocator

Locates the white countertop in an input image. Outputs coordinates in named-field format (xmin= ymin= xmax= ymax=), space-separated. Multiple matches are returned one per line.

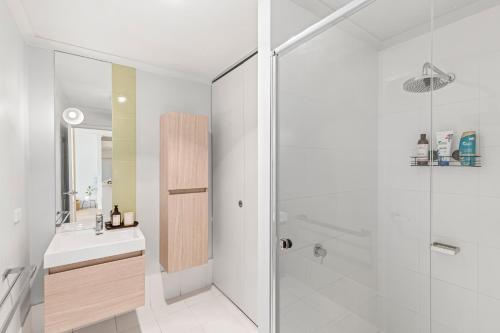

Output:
xmin=44 ymin=226 xmax=145 ymax=269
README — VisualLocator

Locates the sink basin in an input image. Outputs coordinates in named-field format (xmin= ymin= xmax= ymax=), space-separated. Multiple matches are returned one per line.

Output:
xmin=44 ymin=227 xmax=145 ymax=269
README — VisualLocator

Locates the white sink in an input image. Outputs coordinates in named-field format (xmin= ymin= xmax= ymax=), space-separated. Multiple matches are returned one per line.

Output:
xmin=44 ymin=227 xmax=145 ymax=269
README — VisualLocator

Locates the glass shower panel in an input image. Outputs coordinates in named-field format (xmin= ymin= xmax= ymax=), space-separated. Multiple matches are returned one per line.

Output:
xmin=274 ymin=1 xmax=433 ymax=332
xmin=429 ymin=1 xmax=500 ymax=332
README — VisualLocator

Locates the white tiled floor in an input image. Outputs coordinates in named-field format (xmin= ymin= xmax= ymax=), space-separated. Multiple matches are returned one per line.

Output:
xmin=30 ymin=286 xmax=257 ymax=333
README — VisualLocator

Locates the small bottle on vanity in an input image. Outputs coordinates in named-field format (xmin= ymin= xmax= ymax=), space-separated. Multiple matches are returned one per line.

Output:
xmin=111 ymin=205 xmax=122 ymax=227
xmin=417 ymin=133 xmax=429 ymax=166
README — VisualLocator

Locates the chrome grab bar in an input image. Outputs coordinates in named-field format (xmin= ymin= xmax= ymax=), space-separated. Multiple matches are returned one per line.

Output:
xmin=0 ymin=267 xmax=24 ymax=308
xmin=0 ymin=265 xmax=37 ymax=333
xmin=295 ymin=214 xmax=371 ymax=238
xmin=431 ymin=242 xmax=460 ymax=256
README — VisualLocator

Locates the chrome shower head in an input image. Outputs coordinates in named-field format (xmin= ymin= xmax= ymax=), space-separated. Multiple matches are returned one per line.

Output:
xmin=403 ymin=63 xmax=455 ymax=93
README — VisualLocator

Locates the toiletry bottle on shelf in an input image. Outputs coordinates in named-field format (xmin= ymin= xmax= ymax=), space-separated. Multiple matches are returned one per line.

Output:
xmin=436 ymin=130 xmax=454 ymax=166
xmin=417 ymin=133 xmax=429 ymax=166
xmin=111 ymin=205 xmax=122 ymax=227
xmin=459 ymin=131 xmax=477 ymax=166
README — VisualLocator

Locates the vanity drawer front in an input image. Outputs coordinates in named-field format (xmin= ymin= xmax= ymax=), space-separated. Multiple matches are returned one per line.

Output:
xmin=44 ymin=254 xmax=145 ymax=333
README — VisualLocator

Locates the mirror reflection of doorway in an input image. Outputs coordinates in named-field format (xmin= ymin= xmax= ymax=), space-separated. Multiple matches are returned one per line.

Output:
xmin=72 ymin=128 xmax=112 ymax=223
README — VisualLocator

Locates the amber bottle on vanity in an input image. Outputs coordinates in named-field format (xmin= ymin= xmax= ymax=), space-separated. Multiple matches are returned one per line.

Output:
xmin=111 ymin=205 xmax=122 ymax=226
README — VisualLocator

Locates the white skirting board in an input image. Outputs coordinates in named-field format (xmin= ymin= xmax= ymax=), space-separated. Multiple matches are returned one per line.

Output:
xmin=161 ymin=259 xmax=213 ymax=300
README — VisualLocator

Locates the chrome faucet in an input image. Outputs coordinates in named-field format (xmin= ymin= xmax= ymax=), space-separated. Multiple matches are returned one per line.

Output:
xmin=313 ymin=243 xmax=327 ymax=264
xmin=95 ymin=214 xmax=104 ymax=235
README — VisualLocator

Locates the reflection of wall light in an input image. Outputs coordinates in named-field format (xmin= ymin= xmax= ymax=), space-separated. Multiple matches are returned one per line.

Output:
xmin=117 ymin=96 xmax=127 ymax=103
xmin=62 ymin=107 xmax=84 ymax=125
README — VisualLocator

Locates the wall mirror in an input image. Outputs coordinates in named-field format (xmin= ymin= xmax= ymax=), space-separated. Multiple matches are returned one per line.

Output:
xmin=55 ymin=52 xmax=113 ymax=229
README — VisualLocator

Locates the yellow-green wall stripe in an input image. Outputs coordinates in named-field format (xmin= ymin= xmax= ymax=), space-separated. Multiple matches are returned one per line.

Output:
xmin=112 ymin=64 xmax=136 ymax=214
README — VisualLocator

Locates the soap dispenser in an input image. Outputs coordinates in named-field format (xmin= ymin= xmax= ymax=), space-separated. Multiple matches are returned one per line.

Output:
xmin=111 ymin=205 xmax=122 ymax=227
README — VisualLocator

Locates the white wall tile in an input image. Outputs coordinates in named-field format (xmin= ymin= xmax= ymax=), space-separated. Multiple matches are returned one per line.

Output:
xmin=431 ymin=167 xmax=480 ymax=196
xmin=379 ymin=265 xmax=426 ymax=313
xmin=479 ymin=95 xmax=500 ymax=147
xmin=479 ymin=146 xmax=500 ymax=197
xmin=431 ymin=279 xmax=477 ymax=332
xmin=431 ymin=193 xmax=479 ymax=242
xmin=431 ymin=237 xmax=477 ymax=291
xmin=478 ymin=245 xmax=500 ymax=300
xmin=478 ymin=294 xmax=500 ymax=333
xmin=431 ymin=57 xmax=480 ymax=106
xmin=479 ymin=196 xmax=500 ymax=247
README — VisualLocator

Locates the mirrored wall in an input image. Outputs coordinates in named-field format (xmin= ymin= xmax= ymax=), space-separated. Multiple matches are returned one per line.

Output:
xmin=55 ymin=52 xmax=112 ymax=228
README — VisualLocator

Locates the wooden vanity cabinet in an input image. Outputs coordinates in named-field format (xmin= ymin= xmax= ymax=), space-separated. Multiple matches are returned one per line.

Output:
xmin=160 ymin=112 xmax=209 ymax=273
xmin=44 ymin=252 xmax=145 ymax=333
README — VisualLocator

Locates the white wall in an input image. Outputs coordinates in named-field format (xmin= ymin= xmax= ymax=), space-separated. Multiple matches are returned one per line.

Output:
xmin=136 ymin=69 xmax=212 ymax=297
xmin=26 ymin=46 xmax=55 ymax=306
xmin=0 ymin=1 xmax=30 ymax=332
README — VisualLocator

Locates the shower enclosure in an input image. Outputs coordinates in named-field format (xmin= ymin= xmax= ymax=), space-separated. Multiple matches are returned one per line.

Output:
xmin=271 ymin=0 xmax=500 ymax=332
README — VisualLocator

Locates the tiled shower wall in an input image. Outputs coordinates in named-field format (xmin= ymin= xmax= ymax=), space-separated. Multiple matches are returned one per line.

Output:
xmin=380 ymin=4 xmax=500 ymax=332
xmin=279 ymin=2 xmax=500 ymax=333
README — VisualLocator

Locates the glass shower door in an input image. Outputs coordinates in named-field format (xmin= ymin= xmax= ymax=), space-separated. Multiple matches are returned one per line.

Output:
xmin=273 ymin=0 xmax=433 ymax=332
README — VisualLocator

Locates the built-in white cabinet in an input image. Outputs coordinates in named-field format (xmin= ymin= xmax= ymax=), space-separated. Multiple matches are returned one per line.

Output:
xmin=212 ymin=55 xmax=257 ymax=322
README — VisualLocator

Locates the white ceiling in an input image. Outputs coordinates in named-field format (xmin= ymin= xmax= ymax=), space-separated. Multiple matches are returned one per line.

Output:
xmin=11 ymin=0 xmax=257 ymax=82
xmin=291 ymin=0 xmax=498 ymax=47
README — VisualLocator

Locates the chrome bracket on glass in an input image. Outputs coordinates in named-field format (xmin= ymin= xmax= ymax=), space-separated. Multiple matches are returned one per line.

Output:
xmin=430 ymin=242 xmax=460 ymax=256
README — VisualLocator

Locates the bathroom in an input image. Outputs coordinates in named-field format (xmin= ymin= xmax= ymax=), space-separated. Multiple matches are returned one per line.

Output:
xmin=2 ymin=0 xmax=500 ymax=332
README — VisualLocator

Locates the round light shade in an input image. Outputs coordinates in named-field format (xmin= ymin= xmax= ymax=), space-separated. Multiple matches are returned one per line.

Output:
xmin=62 ymin=107 xmax=84 ymax=125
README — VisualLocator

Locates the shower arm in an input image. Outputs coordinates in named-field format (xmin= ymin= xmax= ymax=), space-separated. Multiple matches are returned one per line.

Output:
xmin=422 ymin=62 xmax=455 ymax=81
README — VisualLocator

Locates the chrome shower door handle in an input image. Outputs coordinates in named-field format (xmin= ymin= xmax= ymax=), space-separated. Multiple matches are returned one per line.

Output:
xmin=280 ymin=238 xmax=293 ymax=250
xmin=431 ymin=242 xmax=460 ymax=256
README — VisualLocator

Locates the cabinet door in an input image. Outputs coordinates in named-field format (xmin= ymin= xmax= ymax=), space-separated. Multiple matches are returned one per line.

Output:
xmin=212 ymin=55 xmax=257 ymax=322
xmin=45 ymin=255 xmax=145 ymax=333
xmin=162 ymin=112 xmax=208 ymax=191
xmin=167 ymin=191 xmax=208 ymax=272
xmin=212 ymin=64 xmax=245 ymax=308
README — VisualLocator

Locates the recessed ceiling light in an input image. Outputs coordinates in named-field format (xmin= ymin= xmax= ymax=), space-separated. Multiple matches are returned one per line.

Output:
xmin=117 ymin=96 xmax=127 ymax=103
xmin=62 ymin=107 xmax=84 ymax=125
